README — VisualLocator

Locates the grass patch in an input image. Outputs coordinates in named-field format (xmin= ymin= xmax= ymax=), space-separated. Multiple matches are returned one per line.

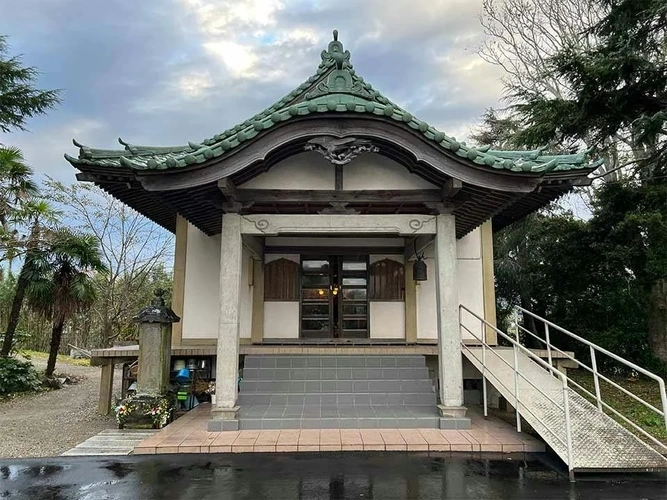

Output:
xmin=568 ymin=370 xmax=667 ymax=443
xmin=21 ymin=350 xmax=91 ymax=367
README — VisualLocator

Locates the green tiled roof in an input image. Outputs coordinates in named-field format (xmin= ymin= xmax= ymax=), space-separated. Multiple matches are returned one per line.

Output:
xmin=65 ymin=31 xmax=600 ymax=175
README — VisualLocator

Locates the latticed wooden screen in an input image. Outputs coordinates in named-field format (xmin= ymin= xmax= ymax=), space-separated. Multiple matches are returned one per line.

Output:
xmin=369 ymin=258 xmax=404 ymax=300
xmin=264 ymin=258 xmax=300 ymax=301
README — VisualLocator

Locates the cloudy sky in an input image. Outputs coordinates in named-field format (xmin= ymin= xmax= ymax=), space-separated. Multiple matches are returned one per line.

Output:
xmin=1 ymin=0 xmax=505 ymax=183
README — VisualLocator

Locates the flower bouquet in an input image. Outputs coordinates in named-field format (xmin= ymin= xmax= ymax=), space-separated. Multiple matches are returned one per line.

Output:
xmin=114 ymin=393 xmax=174 ymax=429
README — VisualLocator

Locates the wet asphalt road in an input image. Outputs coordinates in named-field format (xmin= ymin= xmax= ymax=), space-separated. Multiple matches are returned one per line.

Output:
xmin=0 ymin=452 xmax=665 ymax=500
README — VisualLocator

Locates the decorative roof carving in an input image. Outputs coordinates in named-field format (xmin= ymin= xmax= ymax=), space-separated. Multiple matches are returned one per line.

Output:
xmin=318 ymin=202 xmax=361 ymax=215
xmin=321 ymin=30 xmax=351 ymax=70
xmin=304 ymin=136 xmax=379 ymax=165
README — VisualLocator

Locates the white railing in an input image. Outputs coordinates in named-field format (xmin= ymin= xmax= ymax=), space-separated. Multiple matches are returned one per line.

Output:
xmin=459 ymin=305 xmax=575 ymax=481
xmin=514 ymin=306 xmax=667 ymax=455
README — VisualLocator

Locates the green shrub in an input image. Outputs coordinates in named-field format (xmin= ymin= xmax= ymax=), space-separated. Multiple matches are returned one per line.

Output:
xmin=0 ymin=330 xmax=32 ymax=356
xmin=0 ymin=357 xmax=42 ymax=396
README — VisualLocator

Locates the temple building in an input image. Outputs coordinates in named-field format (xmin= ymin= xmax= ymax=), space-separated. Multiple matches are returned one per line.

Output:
xmin=66 ymin=31 xmax=597 ymax=432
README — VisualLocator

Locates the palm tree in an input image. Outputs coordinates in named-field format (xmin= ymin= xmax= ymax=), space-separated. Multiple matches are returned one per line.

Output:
xmin=0 ymin=146 xmax=38 ymax=270
xmin=0 ymin=200 xmax=58 ymax=356
xmin=26 ymin=229 xmax=106 ymax=376
xmin=0 ymin=146 xmax=38 ymax=230
xmin=0 ymin=147 xmax=47 ymax=357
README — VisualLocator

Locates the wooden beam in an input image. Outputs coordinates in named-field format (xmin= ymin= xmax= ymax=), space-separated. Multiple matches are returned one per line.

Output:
xmin=251 ymin=259 xmax=264 ymax=344
xmin=266 ymin=246 xmax=405 ymax=255
xmin=481 ymin=220 xmax=498 ymax=345
xmin=242 ymin=234 xmax=264 ymax=260
xmin=443 ymin=178 xmax=462 ymax=199
xmin=335 ymin=165 xmax=343 ymax=191
xmin=218 ymin=178 xmax=250 ymax=212
xmin=232 ymin=189 xmax=444 ymax=203
xmin=217 ymin=177 xmax=237 ymax=197
xmin=423 ymin=201 xmax=455 ymax=214
xmin=404 ymin=263 xmax=417 ymax=343
xmin=171 ymin=215 xmax=188 ymax=347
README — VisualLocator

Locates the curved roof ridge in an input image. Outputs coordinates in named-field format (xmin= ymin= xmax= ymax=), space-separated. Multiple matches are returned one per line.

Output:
xmin=66 ymin=30 xmax=599 ymax=176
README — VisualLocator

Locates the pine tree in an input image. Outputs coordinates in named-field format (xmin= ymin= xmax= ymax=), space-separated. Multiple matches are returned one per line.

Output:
xmin=0 ymin=35 xmax=61 ymax=133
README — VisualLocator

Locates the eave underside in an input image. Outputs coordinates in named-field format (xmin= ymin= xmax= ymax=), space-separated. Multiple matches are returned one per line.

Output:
xmin=79 ymin=168 xmax=576 ymax=238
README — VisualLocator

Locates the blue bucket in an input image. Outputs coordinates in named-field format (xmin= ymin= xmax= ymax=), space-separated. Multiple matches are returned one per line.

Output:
xmin=175 ymin=368 xmax=191 ymax=383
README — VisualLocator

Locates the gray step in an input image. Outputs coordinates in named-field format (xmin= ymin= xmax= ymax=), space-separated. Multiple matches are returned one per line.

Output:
xmin=239 ymin=416 xmax=440 ymax=430
xmin=243 ymin=355 xmax=425 ymax=369
xmin=238 ymin=405 xmax=440 ymax=429
xmin=62 ymin=448 xmax=133 ymax=456
xmin=237 ymin=392 xmax=436 ymax=406
xmin=240 ymin=379 xmax=434 ymax=393
xmin=242 ymin=367 xmax=429 ymax=381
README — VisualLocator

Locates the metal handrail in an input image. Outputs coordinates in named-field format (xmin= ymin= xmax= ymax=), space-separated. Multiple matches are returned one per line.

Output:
xmin=460 ymin=343 xmax=568 ymax=449
xmin=515 ymin=306 xmax=667 ymax=434
xmin=459 ymin=305 xmax=575 ymax=480
xmin=516 ymin=321 xmax=666 ymax=418
xmin=460 ymin=323 xmax=566 ymax=410
xmin=565 ymin=371 xmax=667 ymax=453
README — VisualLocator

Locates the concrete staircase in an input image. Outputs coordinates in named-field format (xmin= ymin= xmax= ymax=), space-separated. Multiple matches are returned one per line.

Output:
xmin=236 ymin=355 xmax=465 ymax=430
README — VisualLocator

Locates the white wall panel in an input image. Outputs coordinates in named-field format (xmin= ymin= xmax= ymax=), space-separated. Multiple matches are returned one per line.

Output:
xmin=182 ymin=224 xmax=221 ymax=339
xmin=264 ymin=302 xmax=300 ymax=338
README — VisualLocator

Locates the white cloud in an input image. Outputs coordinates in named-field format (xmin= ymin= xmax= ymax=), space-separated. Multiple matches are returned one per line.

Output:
xmin=177 ymin=71 xmax=215 ymax=98
xmin=203 ymin=41 xmax=259 ymax=78
xmin=3 ymin=0 xmax=512 ymax=178
xmin=180 ymin=0 xmax=285 ymax=35
xmin=9 ymin=117 xmax=110 ymax=183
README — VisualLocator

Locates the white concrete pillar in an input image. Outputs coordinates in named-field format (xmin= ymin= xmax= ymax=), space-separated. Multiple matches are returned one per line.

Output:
xmin=215 ymin=213 xmax=243 ymax=410
xmin=434 ymin=214 xmax=465 ymax=411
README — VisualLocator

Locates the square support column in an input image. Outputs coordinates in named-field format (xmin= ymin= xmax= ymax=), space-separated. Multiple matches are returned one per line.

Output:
xmin=210 ymin=213 xmax=243 ymax=431
xmin=434 ymin=214 xmax=469 ymax=428
xmin=98 ymin=360 xmax=114 ymax=415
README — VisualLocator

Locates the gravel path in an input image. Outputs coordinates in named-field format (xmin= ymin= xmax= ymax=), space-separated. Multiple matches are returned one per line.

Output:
xmin=0 ymin=359 xmax=122 ymax=458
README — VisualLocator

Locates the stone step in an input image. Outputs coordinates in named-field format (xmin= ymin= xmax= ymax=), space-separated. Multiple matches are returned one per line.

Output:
xmin=74 ymin=439 xmax=147 ymax=449
xmin=62 ymin=448 xmax=133 ymax=456
xmin=243 ymin=355 xmax=426 ymax=369
xmin=238 ymin=416 xmax=441 ymax=430
xmin=61 ymin=429 xmax=158 ymax=457
xmin=236 ymin=404 xmax=444 ymax=430
xmin=239 ymin=379 xmax=435 ymax=393
xmin=97 ymin=429 xmax=158 ymax=435
xmin=242 ymin=367 xmax=430 ymax=381
xmin=237 ymin=392 xmax=436 ymax=406
xmin=83 ymin=432 xmax=156 ymax=438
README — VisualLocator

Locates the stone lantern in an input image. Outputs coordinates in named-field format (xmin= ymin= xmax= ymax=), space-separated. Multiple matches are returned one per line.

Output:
xmin=116 ymin=289 xmax=180 ymax=429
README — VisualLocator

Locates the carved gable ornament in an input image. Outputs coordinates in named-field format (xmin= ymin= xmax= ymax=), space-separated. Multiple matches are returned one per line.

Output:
xmin=304 ymin=30 xmax=376 ymax=101
xmin=304 ymin=136 xmax=379 ymax=165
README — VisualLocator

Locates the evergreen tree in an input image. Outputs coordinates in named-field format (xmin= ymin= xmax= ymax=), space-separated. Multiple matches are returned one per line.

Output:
xmin=0 ymin=35 xmax=61 ymax=134
xmin=503 ymin=0 xmax=667 ymax=366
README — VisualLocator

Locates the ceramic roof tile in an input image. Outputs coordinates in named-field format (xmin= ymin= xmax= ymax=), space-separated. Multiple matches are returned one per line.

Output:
xmin=65 ymin=30 xmax=598 ymax=176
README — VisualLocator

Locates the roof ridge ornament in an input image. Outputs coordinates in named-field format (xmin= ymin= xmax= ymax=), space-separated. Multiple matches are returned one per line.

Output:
xmin=306 ymin=30 xmax=376 ymax=100
xmin=321 ymin=30 xmax=351 ymax=70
